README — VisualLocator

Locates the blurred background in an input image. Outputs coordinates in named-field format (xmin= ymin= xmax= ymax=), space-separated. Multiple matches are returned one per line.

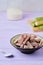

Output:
xmin=0 ymin=0 xmax=43 ymax=12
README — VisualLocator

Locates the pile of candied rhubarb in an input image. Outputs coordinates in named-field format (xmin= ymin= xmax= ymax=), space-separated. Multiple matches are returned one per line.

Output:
xmin=14 ymin=34 xmax=43 ymax=49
